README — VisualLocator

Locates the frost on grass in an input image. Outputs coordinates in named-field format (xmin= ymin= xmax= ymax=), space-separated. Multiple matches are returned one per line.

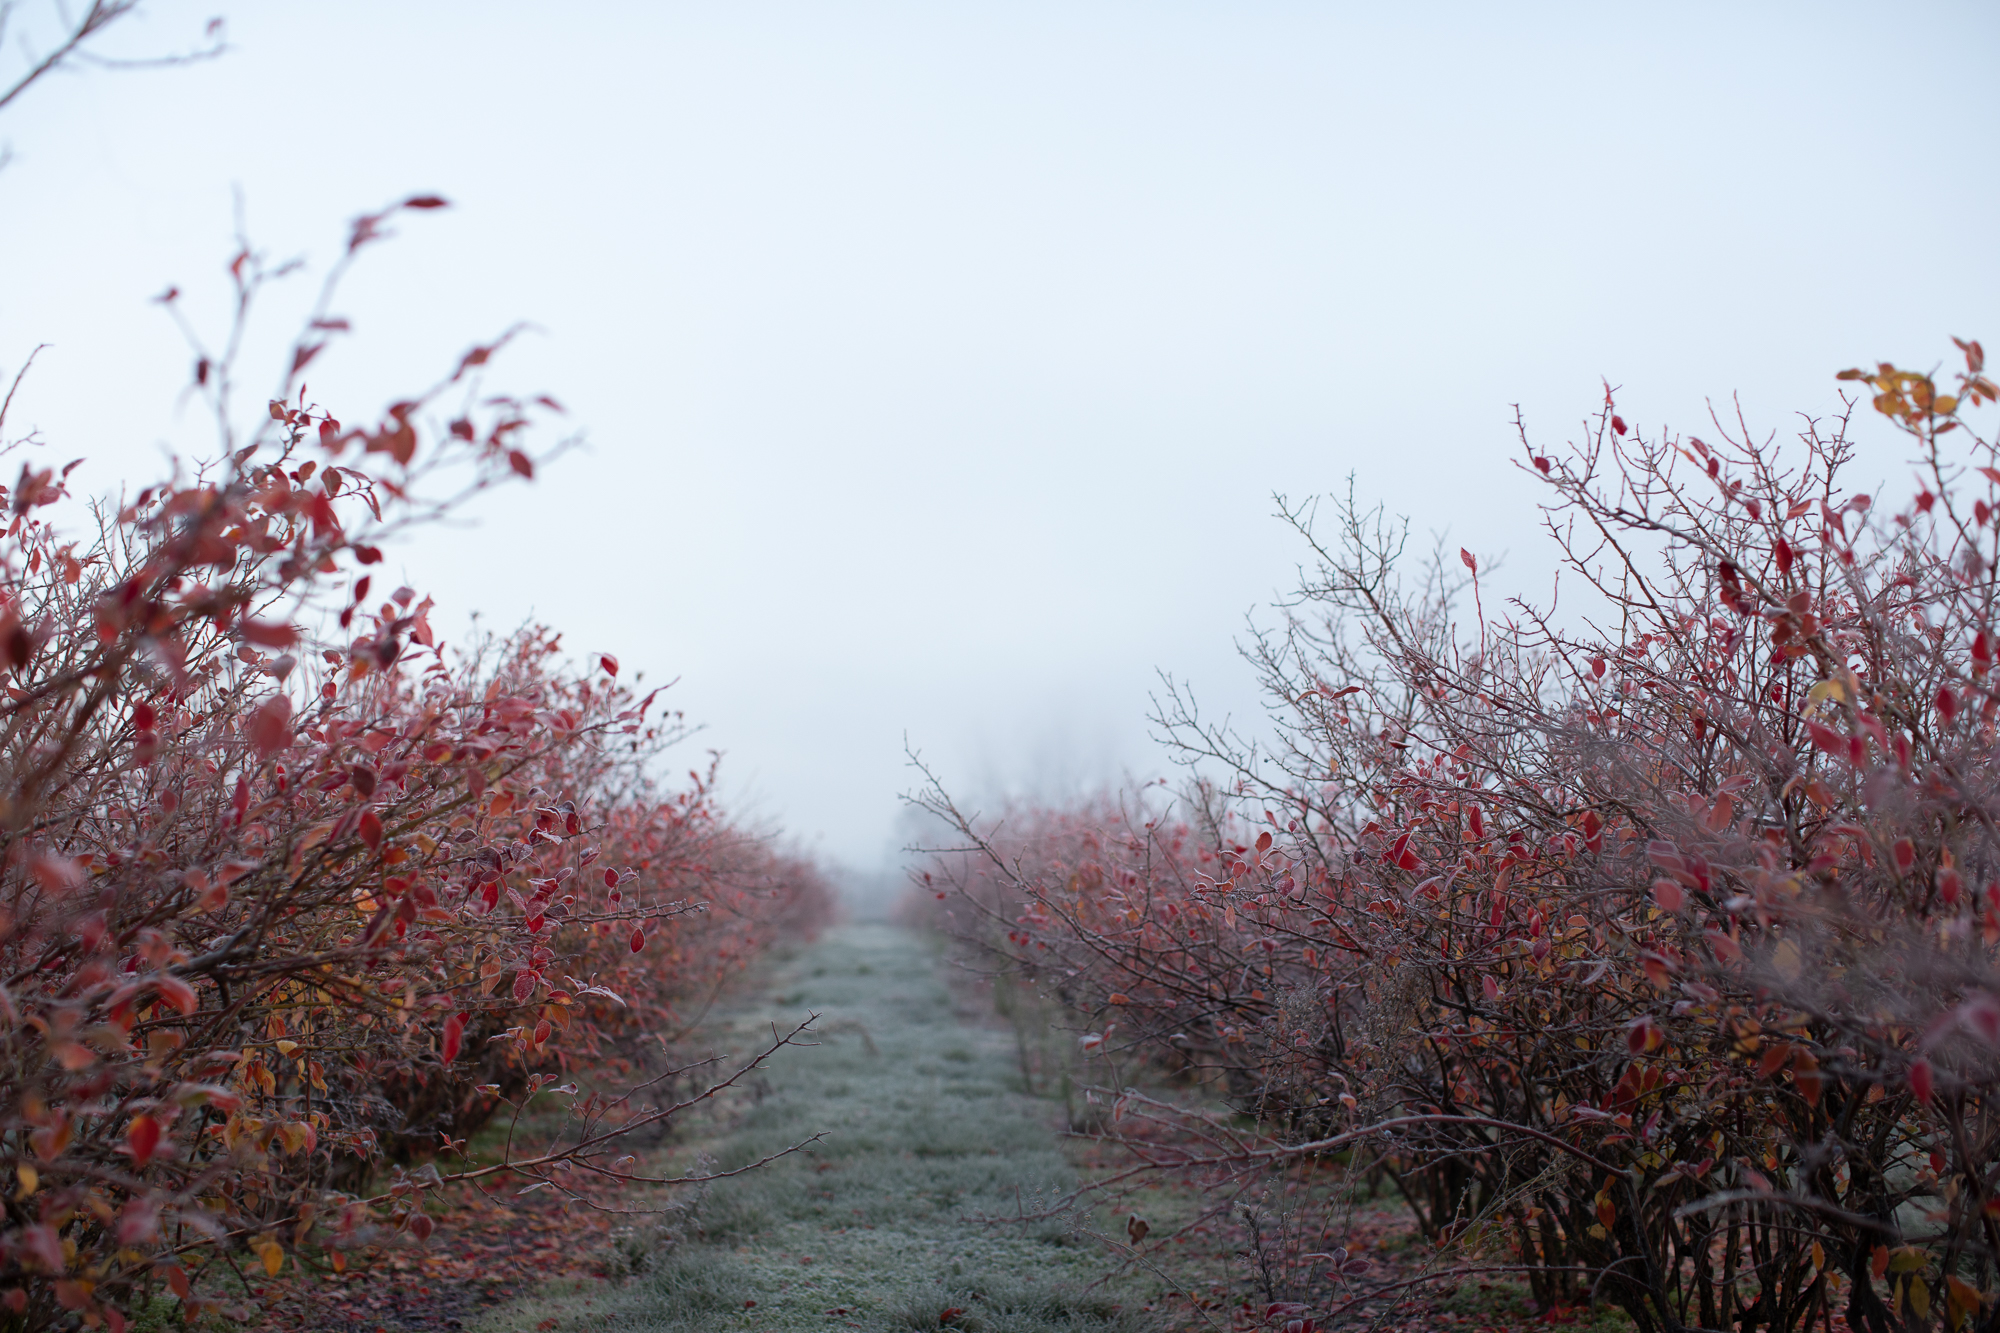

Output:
xmin=476 ymin=926 xmax=1150 ymax=1333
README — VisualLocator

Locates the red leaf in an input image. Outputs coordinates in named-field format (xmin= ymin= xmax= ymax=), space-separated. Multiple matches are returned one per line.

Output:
xmin=512 ymin=970 xmax=536 ymax=1003
xmin=250 ymin=696 xmax=294 ymax=757
xmin=51 ymin=1040 xmax=96 ymax=1070
xmin=18 ymin=1224 xmax=62 ymax=1273
xmin=125 ymin=1114 xmax=163 ymax=1168
xmin=374 ymin=421 xmax=418 ymax=465
xmin=1805 ymin=721 xmax=1848 ymax=761
xmin=358 ymin=809 xmax=383 ymax=851
xmin=1459 ymin=548 xmax=1477 ymax=574
xmin=1626 ymin=1016 xmax=1664 ymax=1054
xmin=117 ymin=1195 xmax=161 ymax=1245
xmin=630 ymin=926 xmax=646 ymax=953
xmin=1939 ymin=865 xmax=1964 ymax=906
xmin=1911 ymin=1058 xmax=1935 ymax=1104
xmin=240 ymin=619 xmax=298 ymax=649
xmin=442 ymin=1011 xmax=467 ymax=1064
xmin=194 ymin=870 xmax=229 ymax=914
xmin=1611 ymin=414 xmax=1628 ymax=436
xmin=28 ymin=854 xmax=83 ymax=894
xmin=507 ymin=450 xmax=535 ymax=479
xmin=600 ymin=653 xmax=619 ymax=677
xmin=403 ymin=195 xmax=450 ymax=210
xmin=154 ymin=973 xmax=198 ymax=1015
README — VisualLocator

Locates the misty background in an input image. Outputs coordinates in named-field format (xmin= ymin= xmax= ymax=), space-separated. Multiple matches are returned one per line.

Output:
xmin=0 ymin=2 xmax=1994 ymax=914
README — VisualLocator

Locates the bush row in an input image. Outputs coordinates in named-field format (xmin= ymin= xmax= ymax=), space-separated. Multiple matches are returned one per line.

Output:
xmin=0 ymin=203 xmax=831 ymax=1330
xmin=919 ymin=343 xmax=2000 ymax=1333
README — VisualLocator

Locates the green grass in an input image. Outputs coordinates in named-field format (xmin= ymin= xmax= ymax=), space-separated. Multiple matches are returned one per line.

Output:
xmin=472 ymin=925 xmax=1154 ymax=1333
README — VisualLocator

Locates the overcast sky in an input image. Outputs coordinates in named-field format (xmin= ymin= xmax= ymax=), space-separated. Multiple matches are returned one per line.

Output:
xmin=0 ymin=1 xmax=1995 ymax=875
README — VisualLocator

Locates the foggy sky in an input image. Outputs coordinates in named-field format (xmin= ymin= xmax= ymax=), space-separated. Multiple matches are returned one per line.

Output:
xmin=1 ymin=1 xmax=1995 ymax=873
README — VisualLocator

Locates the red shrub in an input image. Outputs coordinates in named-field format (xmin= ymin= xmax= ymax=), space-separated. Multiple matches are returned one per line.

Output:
xmin=0 ymin=208 xmax=829 ymax=1329
xmin=921 ymin=342 xmax=2000 ymax=1333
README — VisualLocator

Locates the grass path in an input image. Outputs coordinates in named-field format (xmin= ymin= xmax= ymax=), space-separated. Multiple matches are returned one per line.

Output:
xmin=472 ymin=925 xmax=1149 ymax=1333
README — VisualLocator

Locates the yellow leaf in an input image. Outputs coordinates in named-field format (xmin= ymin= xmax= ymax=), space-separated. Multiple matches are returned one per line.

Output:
xmin=15 ymin=1164 xmax=37 ymax=1199
xmin=1773 ymin=939 xmax=1803 ymax=981
xmin=258 ymin=1241 xmax=283 ymax=1277
xmin=1811 ymin=1240 xmax=1825 ymax=1272
xmin=274 ymin=1040 xmax=299 ymax=1058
